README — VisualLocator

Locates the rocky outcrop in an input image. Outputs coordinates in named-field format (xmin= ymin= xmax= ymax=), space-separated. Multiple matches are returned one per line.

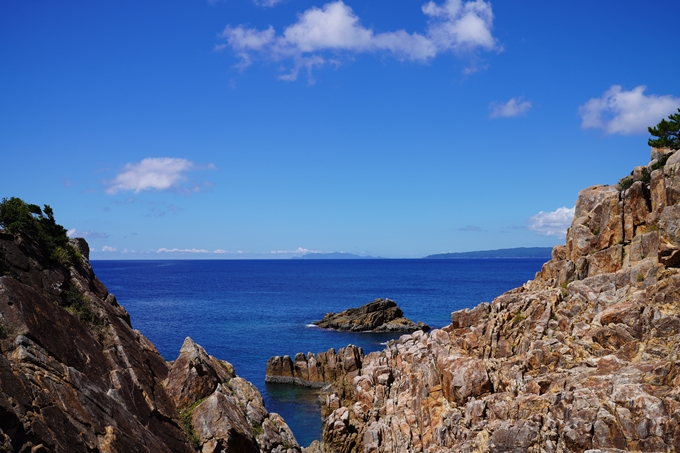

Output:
xmin=0 ymin=231 xmax=300 ymax=453
xmin=307 ymin=148 xmax=680 ymax=452
xmin=313 ymin=299 xmax=429 ymax=332
xmin=265 ymin=345 xmax=364 ymax=391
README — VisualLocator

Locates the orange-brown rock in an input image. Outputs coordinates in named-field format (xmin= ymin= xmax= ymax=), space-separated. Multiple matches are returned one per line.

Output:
xmin=303 ymin=147 xmax=680 ymax=453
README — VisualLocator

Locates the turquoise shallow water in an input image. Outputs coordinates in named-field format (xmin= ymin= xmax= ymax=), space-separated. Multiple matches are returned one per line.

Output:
xmin=91 ymin=258 xmax=547 ymax=446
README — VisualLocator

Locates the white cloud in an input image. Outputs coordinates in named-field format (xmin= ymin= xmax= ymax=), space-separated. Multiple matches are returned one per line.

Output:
xmin=101 ymin=246 xmax=117 ymax=252
xmin=106 ymin=158 xmax=213 ymax=194
xmin=579 ymin=85 xmax=680 ymax=135
xmin=256 ymin=0 xmax=283 ymax=6
xmin=66 ymin=229 xmax=109 ymax=239
xmin=489 ymin=97 xmax=532 ymax=118
xmin=528 ymin=207 xmax=575 ymax=237
xmin=269 ymin=247 xmax=321 ymax=254
xmin=213 ymin=249 xmax=247 ymax=254
xmin=217 ymin=0 xmax=497 ymax=81
xmin=156 ymin=248 xmax=211 ymax=254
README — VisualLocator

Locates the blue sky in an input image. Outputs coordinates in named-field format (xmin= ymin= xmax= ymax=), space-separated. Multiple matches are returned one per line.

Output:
xmin=1 ymin=0 xmax=679 ymax=259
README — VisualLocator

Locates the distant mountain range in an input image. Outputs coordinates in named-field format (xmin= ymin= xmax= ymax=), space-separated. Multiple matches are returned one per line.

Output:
xmin=292 ymin=252 xmax=381 ymax=260
xmin=424 ymin=247 xmax=553 ymax=259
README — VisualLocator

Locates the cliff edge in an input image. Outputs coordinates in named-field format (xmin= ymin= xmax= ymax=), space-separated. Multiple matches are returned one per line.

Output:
xmin=0 ymin=228 xmax=300 ymax=452
xmin=305 ymin=147 xmax=680 ymax=453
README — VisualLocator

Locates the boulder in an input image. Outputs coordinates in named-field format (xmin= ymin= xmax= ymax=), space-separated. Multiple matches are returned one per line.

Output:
xmin=313 ymin=298 xmax=430 ymax=332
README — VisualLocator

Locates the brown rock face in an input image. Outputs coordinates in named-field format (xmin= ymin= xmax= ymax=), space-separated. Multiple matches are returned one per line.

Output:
xmin=265 ymin=345 xmax=364 ymax=391
xmin=313 ymin=298 xmax=430 ymax=332
xmin=0 ymin=233 xmax=300 ymax=453
xmin=302 ymin=148 xmax=680 ymax=453
xmin=166 ymin=337 xmax=302 ymax=453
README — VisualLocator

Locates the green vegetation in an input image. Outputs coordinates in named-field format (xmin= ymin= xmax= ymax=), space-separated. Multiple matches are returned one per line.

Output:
xmin=511 ymin=311 xmax=526 ymax=326
xmin=651 ymin=152 xmax=672 ymax=170
xmin=179 ymin=398 xmax=206 ymax=448
xmin=250 ymin=419 xmax=264 ymax=437
xmin=0 ymin=197 xmax=79 ymax=265
xmin=649 ymin=108 xmax=680 ymax=150
xmin=618 ymin=176 xmax=634 ymax=191
xmin=61 ymin=283 xmax=103 ymax=328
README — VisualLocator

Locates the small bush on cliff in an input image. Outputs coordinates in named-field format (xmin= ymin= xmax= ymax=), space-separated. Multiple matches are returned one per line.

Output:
xmin=61 ymin=283 xmax=103 ymax=327
xmin=649 ymin=108 xmax=680 ymax=150
xmin=0 ymin=197 xmax=76 ymax=265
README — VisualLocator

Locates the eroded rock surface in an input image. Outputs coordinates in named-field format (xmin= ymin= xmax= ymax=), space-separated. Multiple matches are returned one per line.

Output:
xmin=305 ymin=148 xmax=680 ymax=453
xmin=265 ymin=345 xmax=364 ymax=390
xmin=313 ymin=299 xmax=430 ymax=332
xmin=0 ymin=232 xmax=300 ymax=453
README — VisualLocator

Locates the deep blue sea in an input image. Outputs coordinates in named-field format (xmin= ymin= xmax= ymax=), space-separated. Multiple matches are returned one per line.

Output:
xmin=90 ymin=258 xmax=546 ymax=446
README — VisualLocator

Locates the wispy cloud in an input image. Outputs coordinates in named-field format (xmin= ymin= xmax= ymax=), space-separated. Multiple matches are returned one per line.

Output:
xmin=105 ymin=158 xmax=215 ymax=194
xmin=254 ymin=0 xmax=283 ymax=7
xmin=213 ymin=249 xmax=247 ymax=254
xmin=458 ymin=225 xmax=487 ymax=232
xmin=269 ymin=247 xmax=321 ymax=254
xmin=528 ymin=207 xmax=574 ymax=237
xmin=217 ymin=0 xmax=499 ymax=81
xmin=67 ymin=229 xmax=109 ymax=240
xmin=579 ymin=85 xmax=680 ymax=135
xmin=156 ymin=248 xmax=211 ymax=254
xmin=101 ymin=246 xmax=117 ymax=252
xmin=489 ymin=97 xmax=532 ymax=118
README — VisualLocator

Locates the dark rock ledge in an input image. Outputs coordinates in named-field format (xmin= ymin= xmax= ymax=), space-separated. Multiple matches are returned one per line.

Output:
xmin=312 ymin=298 xmax=430 ymax=332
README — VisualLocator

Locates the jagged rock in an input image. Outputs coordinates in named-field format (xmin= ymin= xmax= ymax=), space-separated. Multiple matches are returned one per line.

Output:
xmin=0 ymin=232 xmax=300 ymax=453
xmin=305 ymin=148 xmax=680 ymax=453
xmin=313 ymin=298 xmax=429 ymax=332
xmin=265 ymin=345 xmax=364 ymax=394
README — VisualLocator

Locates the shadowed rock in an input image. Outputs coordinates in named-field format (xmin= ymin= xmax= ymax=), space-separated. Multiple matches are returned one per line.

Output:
xmin=313 ymin=298 xmax=429 ymax=332
xmin=0 ymin=231 xmax=301 ymax=453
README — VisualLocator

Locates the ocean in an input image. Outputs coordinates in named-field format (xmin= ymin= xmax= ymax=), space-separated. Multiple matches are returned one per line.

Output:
xmin=90 ymin=258 xmax=547 ymax=446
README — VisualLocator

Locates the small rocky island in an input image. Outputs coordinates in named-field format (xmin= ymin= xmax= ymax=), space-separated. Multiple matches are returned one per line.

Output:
xmin=313 ymin=298 xmax=430 ymax=332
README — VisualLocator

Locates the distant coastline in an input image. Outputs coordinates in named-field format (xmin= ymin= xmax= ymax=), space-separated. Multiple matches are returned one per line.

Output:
xmin=424 ymin=247 xmax=553 ymax=259
xmin=292 ymin=252 xmax=381 ymax=260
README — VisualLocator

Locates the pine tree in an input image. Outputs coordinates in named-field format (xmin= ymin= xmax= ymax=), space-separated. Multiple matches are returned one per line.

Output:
xmin=649 ymin=108 xmax=680 ymax=150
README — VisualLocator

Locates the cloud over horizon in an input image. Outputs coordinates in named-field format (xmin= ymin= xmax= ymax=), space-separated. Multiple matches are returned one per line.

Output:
xmin=217 ymin=0 xmax=498 ymax=81
xmin=528 ymin=207 xmax=574 ymax=237
xmin=489 ymin=97 xmax=532 ymax=118
xmin=66 ymin=229 xmax=109 ymax=240
xmin=579 ymin=85 xmax=680 ymax=135
xmin=105 ymin=158 xmax=214 ymax=195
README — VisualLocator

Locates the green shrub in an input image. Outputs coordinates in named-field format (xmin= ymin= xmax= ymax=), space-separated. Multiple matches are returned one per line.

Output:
xmin=511 ymin=311 xmax=526 ymax=326
xmin=618 ymin=177 xmax=634 ymax=191
xmin=0 ymin=197 xmax=77 ymax=265
xmin=61 ymin=284 xmax=103 ymax=328
xmin=179 ymin=398 xmax=206 ymax=448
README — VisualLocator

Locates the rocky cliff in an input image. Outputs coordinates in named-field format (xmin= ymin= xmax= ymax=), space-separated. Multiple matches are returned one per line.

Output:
xmin=305 ymin=148 xmax=680 ymax=452
xmin=0 ymin=231 xmax=300 ymax=452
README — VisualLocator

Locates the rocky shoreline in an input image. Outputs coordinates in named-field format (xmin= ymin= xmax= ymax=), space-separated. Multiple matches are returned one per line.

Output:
xmin=3 ymin=145 xmax=680 ymax=452
xmin=298 ymin=147 xmax=680 ymax=452
xmin=0 ymin=232 xmax=301 ymax=453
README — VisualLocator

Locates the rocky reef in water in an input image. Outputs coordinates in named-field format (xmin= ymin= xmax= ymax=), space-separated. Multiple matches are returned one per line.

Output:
xmin=295 ymin=147 xmax=680 ymax=452
xmin=313 ymin=298 xmax=430 ymax=333
xmin=265 ymin=345 xmax=364 ymax=389
xmin=0 ymin=232 xmax=300 ymax=453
